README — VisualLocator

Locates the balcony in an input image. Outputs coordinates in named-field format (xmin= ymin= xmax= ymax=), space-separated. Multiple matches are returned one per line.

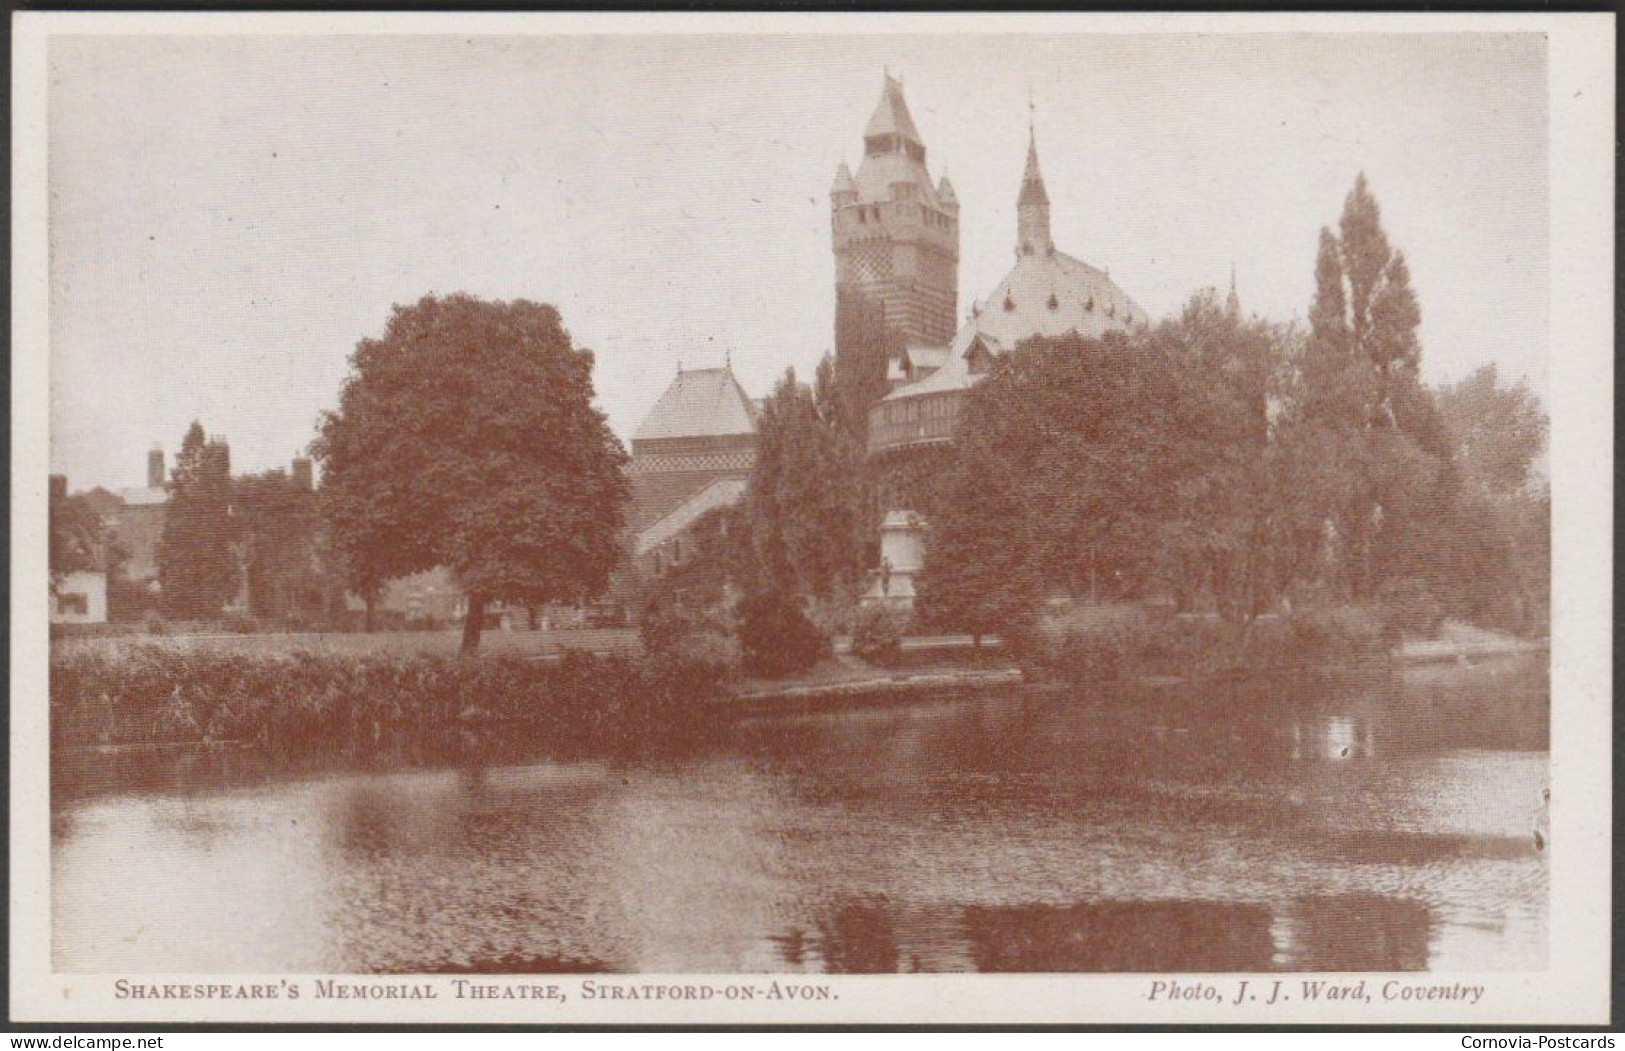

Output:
xmin=867 ymin=391 xmax=963 ymax=456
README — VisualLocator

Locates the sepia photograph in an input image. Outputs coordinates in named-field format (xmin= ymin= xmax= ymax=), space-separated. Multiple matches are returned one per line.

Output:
xmin=11 ymin=11 xmax=1613 ymax=1027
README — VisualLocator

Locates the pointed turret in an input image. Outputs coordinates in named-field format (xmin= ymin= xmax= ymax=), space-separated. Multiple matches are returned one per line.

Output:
xmin=1016 ymin=119 xmax=1053 ymax=257
xmin=831 ymin=161 xmax=857 ymax=208
xmin=1226 ymin=263 xmax=1241 ymax=318
xmin=937 ymin=172 xmax=958 ymax=211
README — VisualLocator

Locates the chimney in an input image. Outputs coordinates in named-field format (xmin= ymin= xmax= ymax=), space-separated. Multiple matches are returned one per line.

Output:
xmin=291 ymin=456 xmax=313 ymax=491
xmin=49 ymin=474 xmax=67 ymax=502
xmin=147 ymin=444 xmax=165 ymax=489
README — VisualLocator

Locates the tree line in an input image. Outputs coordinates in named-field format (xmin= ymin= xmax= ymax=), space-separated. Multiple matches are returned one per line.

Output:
xmin=57 ymin=175 xmax=1545 ymax=661
xmin=916 ymin=175 xmax=1548 ymax=640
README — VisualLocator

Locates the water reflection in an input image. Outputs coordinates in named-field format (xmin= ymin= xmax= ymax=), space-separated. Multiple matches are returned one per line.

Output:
xmin=1273 ymin=895 xmax=1432 ymax=972
xmin=770 ymin=894 xmax=1435 ymax=973
xmin=53 ymin=655 xmax=1547 ymax=973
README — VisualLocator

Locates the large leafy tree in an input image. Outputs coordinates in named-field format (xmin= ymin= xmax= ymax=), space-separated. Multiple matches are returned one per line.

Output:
xmin=157 ymin=421 xmax=240 ymax=618
xmin=919 ymin=326 xmax=1239 ymax=632
xmin=1144 ymin=292 xmax=1334 ymax=621
xmin=920 ymin=290 xmax=1375 ymax=634
xmin=1301 ymin=174 xmax=1426 ymax=434
xmin=313 ymin=294 xmax=630 ymax=653
xmin=1434 ymin=364 xmax=1550 ymax=633
xmin=1436 ymin=364 xmax=1548 ymax=500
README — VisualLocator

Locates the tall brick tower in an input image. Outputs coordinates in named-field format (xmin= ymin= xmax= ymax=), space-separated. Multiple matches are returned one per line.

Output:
xmin=832 ymin=74 xmax=960 ymax=351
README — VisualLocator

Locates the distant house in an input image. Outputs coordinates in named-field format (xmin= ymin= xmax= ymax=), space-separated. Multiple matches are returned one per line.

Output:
xmin=63 ymin=441 xmax=314 ymax=621
xmin=50 ymin=570 xmax=107 ymax=624
xmin=49 ymin=473 xmax=109 ymax=625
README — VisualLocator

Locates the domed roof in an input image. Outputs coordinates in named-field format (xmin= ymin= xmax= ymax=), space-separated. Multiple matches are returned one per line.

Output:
xmin=884 ymin=248 xmax=1144 ymax=400
xmin=881 ymin=115 xmax=1143 ymax=403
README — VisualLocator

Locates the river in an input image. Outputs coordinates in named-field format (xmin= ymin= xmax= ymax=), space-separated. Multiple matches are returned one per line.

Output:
xmin=52 ymin=654 xmax=1548 ymax=973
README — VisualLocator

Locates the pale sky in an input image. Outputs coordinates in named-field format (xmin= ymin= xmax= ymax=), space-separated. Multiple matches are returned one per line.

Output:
xmin=48 ymin=31 xmax=1547 ymax=491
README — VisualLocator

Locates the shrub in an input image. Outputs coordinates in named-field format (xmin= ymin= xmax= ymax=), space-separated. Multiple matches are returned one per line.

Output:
xmin=1026 ymin=602 xmax=1391 ymax=686
xmin=851 ymin=605 xmax=907 ymax=666
xmin=1376 ymin=577 xmax=1446 ymax=641
xmin=639 ymin=595 xmax=739 ymax=670
xmin=1029 ymin=610 xmax=1144 ymax=684
xmin=735 ymin=590 xmax=829 ymax=678
xmin=1279 ymin=605 xmax=1388 ymax=667
xmin=638 ymin=592 xmax=693 ymax=656
xmin=221 ymin=611 xmax=261 ymax=635
xmin=804 ymin=596 xmax=862 ymax=639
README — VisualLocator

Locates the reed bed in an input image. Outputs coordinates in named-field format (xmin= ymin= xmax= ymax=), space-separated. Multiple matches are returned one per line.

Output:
xmin=50 ymin=646 xmax=730 ymax=762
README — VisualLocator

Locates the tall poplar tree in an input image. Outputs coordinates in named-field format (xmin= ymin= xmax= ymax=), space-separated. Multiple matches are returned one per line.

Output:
xmin=1303 ymin=173 xmax=1425 ymax=434
xmin=1297 ymin=173 xmax=1458 ymax=603
xmin=157 ymin=421 xmax=240 ymax=618
xmin=745 ymin=365 xmax=867 ymax=602
xmin=832 ymin=289 xmax=900 ymax=443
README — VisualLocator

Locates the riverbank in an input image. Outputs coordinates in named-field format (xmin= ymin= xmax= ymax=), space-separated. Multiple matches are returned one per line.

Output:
xmin=48 ymin=648 xmax=730 ymax=761
xmin=48 ymin=614 xmax=1544 ymax=766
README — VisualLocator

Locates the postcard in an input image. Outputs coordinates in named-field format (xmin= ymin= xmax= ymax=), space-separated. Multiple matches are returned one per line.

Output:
xmin=12 ymin=10 xmax=1613 ymax=1026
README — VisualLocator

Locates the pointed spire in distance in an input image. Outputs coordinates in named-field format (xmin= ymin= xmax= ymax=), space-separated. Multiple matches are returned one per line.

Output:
xmin=1016 ymin=95 xmax=1053 ymax=255
xmin=1226 ymin=262 xmax=1241 ymax=317
xmin=1019 ymin=120 xmax=1049 ymax=207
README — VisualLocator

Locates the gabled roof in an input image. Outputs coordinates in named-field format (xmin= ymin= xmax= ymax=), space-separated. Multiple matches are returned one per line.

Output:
xmin=902 ymin=345 xmax=950 ymax=371
xmin=633 ymin=367 xmax=758 ymax=443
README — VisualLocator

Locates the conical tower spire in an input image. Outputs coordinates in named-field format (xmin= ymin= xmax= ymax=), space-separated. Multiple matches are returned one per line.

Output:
xmin=864 ymin=71 xmax=924 ymax=152
xmin=832 ymin=70 xmax=960 ymax=348
xmin=1226 ymin=262 xmax=1241 ymax=317
xmin=1017 ymin=100 xmax=1052 ymax=257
